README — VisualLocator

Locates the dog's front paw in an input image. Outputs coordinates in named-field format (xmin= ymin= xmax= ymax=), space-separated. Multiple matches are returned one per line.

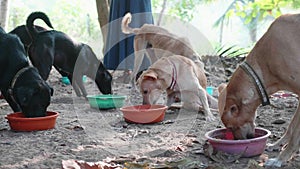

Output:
xmin=206 ymin=113 xmax=216 ymax=122
xmin=130 ymin=86 xmax=139 ymax=93
xmin=264 ymin=158 xmax=283 ymax=168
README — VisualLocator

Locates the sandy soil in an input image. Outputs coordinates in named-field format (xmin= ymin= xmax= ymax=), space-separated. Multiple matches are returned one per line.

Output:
xmin=0 ymin=57 xmax=300 ymax=169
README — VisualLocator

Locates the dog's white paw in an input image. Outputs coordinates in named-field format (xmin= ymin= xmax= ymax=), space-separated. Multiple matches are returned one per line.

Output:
xmin=264 ymin=158 xmax=283 ymax=167
xmin=206 ymin=114 xmax=215 ymax=122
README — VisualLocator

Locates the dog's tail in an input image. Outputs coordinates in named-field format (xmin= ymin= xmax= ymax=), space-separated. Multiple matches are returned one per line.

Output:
xmin=121 ymin=12 xmax=139 ymax=34
xmin=26 ymin=11 xmax=53 ymax=39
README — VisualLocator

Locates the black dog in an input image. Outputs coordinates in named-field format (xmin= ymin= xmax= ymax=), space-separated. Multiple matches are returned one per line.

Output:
xmin=11 ymin=11 xmax=112 ymax=97
xmin=9 ymin=24 xmax=48 ymax=53
xmin=0 ymin=27 xmax=53 ymax=117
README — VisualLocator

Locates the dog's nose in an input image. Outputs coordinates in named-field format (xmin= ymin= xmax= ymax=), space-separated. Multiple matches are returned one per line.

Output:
xmin=246 ymin=133 xmax=254 ymax=139
xmin=225 ymin=124 xmax=233 ymax=130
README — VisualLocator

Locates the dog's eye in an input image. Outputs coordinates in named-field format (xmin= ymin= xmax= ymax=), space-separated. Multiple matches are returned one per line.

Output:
xmin=143 ymin=90 xmax=148 ymax=94
xmin=230 ymin=106 xmax=237 ymax=112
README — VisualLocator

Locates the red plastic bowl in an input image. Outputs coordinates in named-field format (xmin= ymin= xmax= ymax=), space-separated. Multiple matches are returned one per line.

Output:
xmin=5 ymin=111 xmax=59 ymax=131
xmin=120 ymin=104 xmax=167 ymax=124
xmin=205 ymin=127 xmax=271 ymax=157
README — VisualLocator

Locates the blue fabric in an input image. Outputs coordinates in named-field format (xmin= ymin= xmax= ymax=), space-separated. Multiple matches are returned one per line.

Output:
xmin=103 ymin=0 xmax=153 ymax=70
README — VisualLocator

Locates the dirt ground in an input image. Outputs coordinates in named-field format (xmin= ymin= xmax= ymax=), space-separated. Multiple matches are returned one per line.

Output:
xmin=1 ymin=57 xmax=300 ymax=169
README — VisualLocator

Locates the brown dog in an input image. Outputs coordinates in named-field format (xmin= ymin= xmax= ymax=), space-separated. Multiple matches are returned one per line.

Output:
xmin=138 ymin=55 xmax=217 ymax=121
xmin=218 ymin=14 xmax=300 ymax=167
xmin=121 ymin=12 xmax=204 ymax=81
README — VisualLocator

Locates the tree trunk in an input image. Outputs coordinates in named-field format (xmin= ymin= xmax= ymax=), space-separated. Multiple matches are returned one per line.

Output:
xmin=0 ymin=0 xmax=9 ymax=30
xmin=95 ymin=0 xmax=110 ymax=54
xmin=157 ymin=0 xmax=167 ymax=26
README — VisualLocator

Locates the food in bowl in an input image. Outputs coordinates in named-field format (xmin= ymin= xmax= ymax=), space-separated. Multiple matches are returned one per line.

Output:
xmin=120 ymin=104 xmax=168 ymax=124
xmin=87 ymin=94 xmax=126 ymax=109
xmin=205 ymin=127 xmax=271 ymax=157
xmin=6 ymin=111 xmax=59 ymax=131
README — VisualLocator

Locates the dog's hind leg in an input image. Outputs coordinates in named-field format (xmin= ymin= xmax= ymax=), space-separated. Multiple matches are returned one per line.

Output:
xmin=198 ymin=87 xmax=215 ymax=121
xmin=132 ymin=38 xmax=148 ymax=81
xmin=72 ymin=81 xmax=83 ymax=97
xmin=181 ymin=89 xmax=215 ymax=121
xmin=207 ymin=93 xmax=218 ymax=110
xmin=265 ymin=106 xmax=300 ymax=167
xmin=54 ymin=65 xmax=69 ymax=77
xmin=145 ymin=45 xmax=157 ymax=64
xmin=75 ymin=74 xmax=87 ymax=97
xmin=267 ymin=102 xmax=300 ymax=152
xmin=29 ymin=36 xmax=55 ymax=80
xmin=67 ymin=74 xmax=82 ymax=97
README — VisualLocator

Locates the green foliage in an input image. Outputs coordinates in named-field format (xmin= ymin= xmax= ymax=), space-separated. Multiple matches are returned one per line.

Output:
xmin=213 ymin=0 xmax=300 ymax=43
xmin=215 ymin=44 xmax=249 ymax=58
xmin=169 ymin=0 xmax=198 ymax=22
xmin=215 ymin=0 xmax=300 ymax=28
xmin=152 ymin=0 xmax=205 ymax=22
xmin=48 ymin=0 xmax=100 ymax=42
xmin=290 ymin=0 xmax=300 ymax=8
xmin=8 ymin=6 xmax=28 ymax=28
xmin=7 ymin=0 xmax=100 ymax=43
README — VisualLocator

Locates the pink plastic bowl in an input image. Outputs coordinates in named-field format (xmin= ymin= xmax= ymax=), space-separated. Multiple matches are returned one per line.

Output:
xmin=120 ymin=104 xmax=167 ymax=124
xmin=205 ymin=127 xmax=271 ymax=157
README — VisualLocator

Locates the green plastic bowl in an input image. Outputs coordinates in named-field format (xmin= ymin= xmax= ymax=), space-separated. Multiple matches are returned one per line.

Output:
xmin=87 ymin=95 xmax=126 ymax=109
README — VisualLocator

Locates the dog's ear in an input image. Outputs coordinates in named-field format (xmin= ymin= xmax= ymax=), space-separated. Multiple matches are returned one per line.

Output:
xmin=218 ymin=83 xmax=227 ymax=94
xmin=143 ymin=70 xmax=158 ymax=80
xmin=218 ymin=85 xmax=227 ymax=116
xmin=39 ymin=81 xmax=54 ymax=96
xmin=136 ymin=70 xmax=156 ymax=87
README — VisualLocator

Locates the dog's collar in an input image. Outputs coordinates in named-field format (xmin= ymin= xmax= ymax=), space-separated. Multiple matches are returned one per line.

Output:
xmin=9 ymin=66 xmax=34 ymax=92
xmin=240 ymin=62 xmax=270 ymax=106
xmin=7 ymin=66 xmax=34 ymax=104
xmin=168 ymin=60 xmax=177 ymax=90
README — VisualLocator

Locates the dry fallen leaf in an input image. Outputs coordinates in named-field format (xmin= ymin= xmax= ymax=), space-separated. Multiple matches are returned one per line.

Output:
xmin=258 ymin=154 xmax=269 ymax=166
xmin=62 ymin=159 xmax=122 ymax=169
xmin=247 ymin=159 xmax=264 ymax=169
xmin=203 ymin=142 xmax=245 ymax=163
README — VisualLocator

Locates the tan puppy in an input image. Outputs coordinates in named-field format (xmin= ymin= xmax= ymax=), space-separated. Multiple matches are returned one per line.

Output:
xmin=218 ymin=14 xmax=300 ymax=167
xmin=121 ymin=12 xmax=204 ymax=80
xmin=138 ymin=55 xmax=216 ymax=121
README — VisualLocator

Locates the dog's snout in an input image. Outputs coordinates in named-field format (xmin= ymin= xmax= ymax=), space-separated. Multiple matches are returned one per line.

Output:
xmin=225 ymin=124 xmax=234 ymax=130
xmin=246 ymin=133 xmax=254 ymax=139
